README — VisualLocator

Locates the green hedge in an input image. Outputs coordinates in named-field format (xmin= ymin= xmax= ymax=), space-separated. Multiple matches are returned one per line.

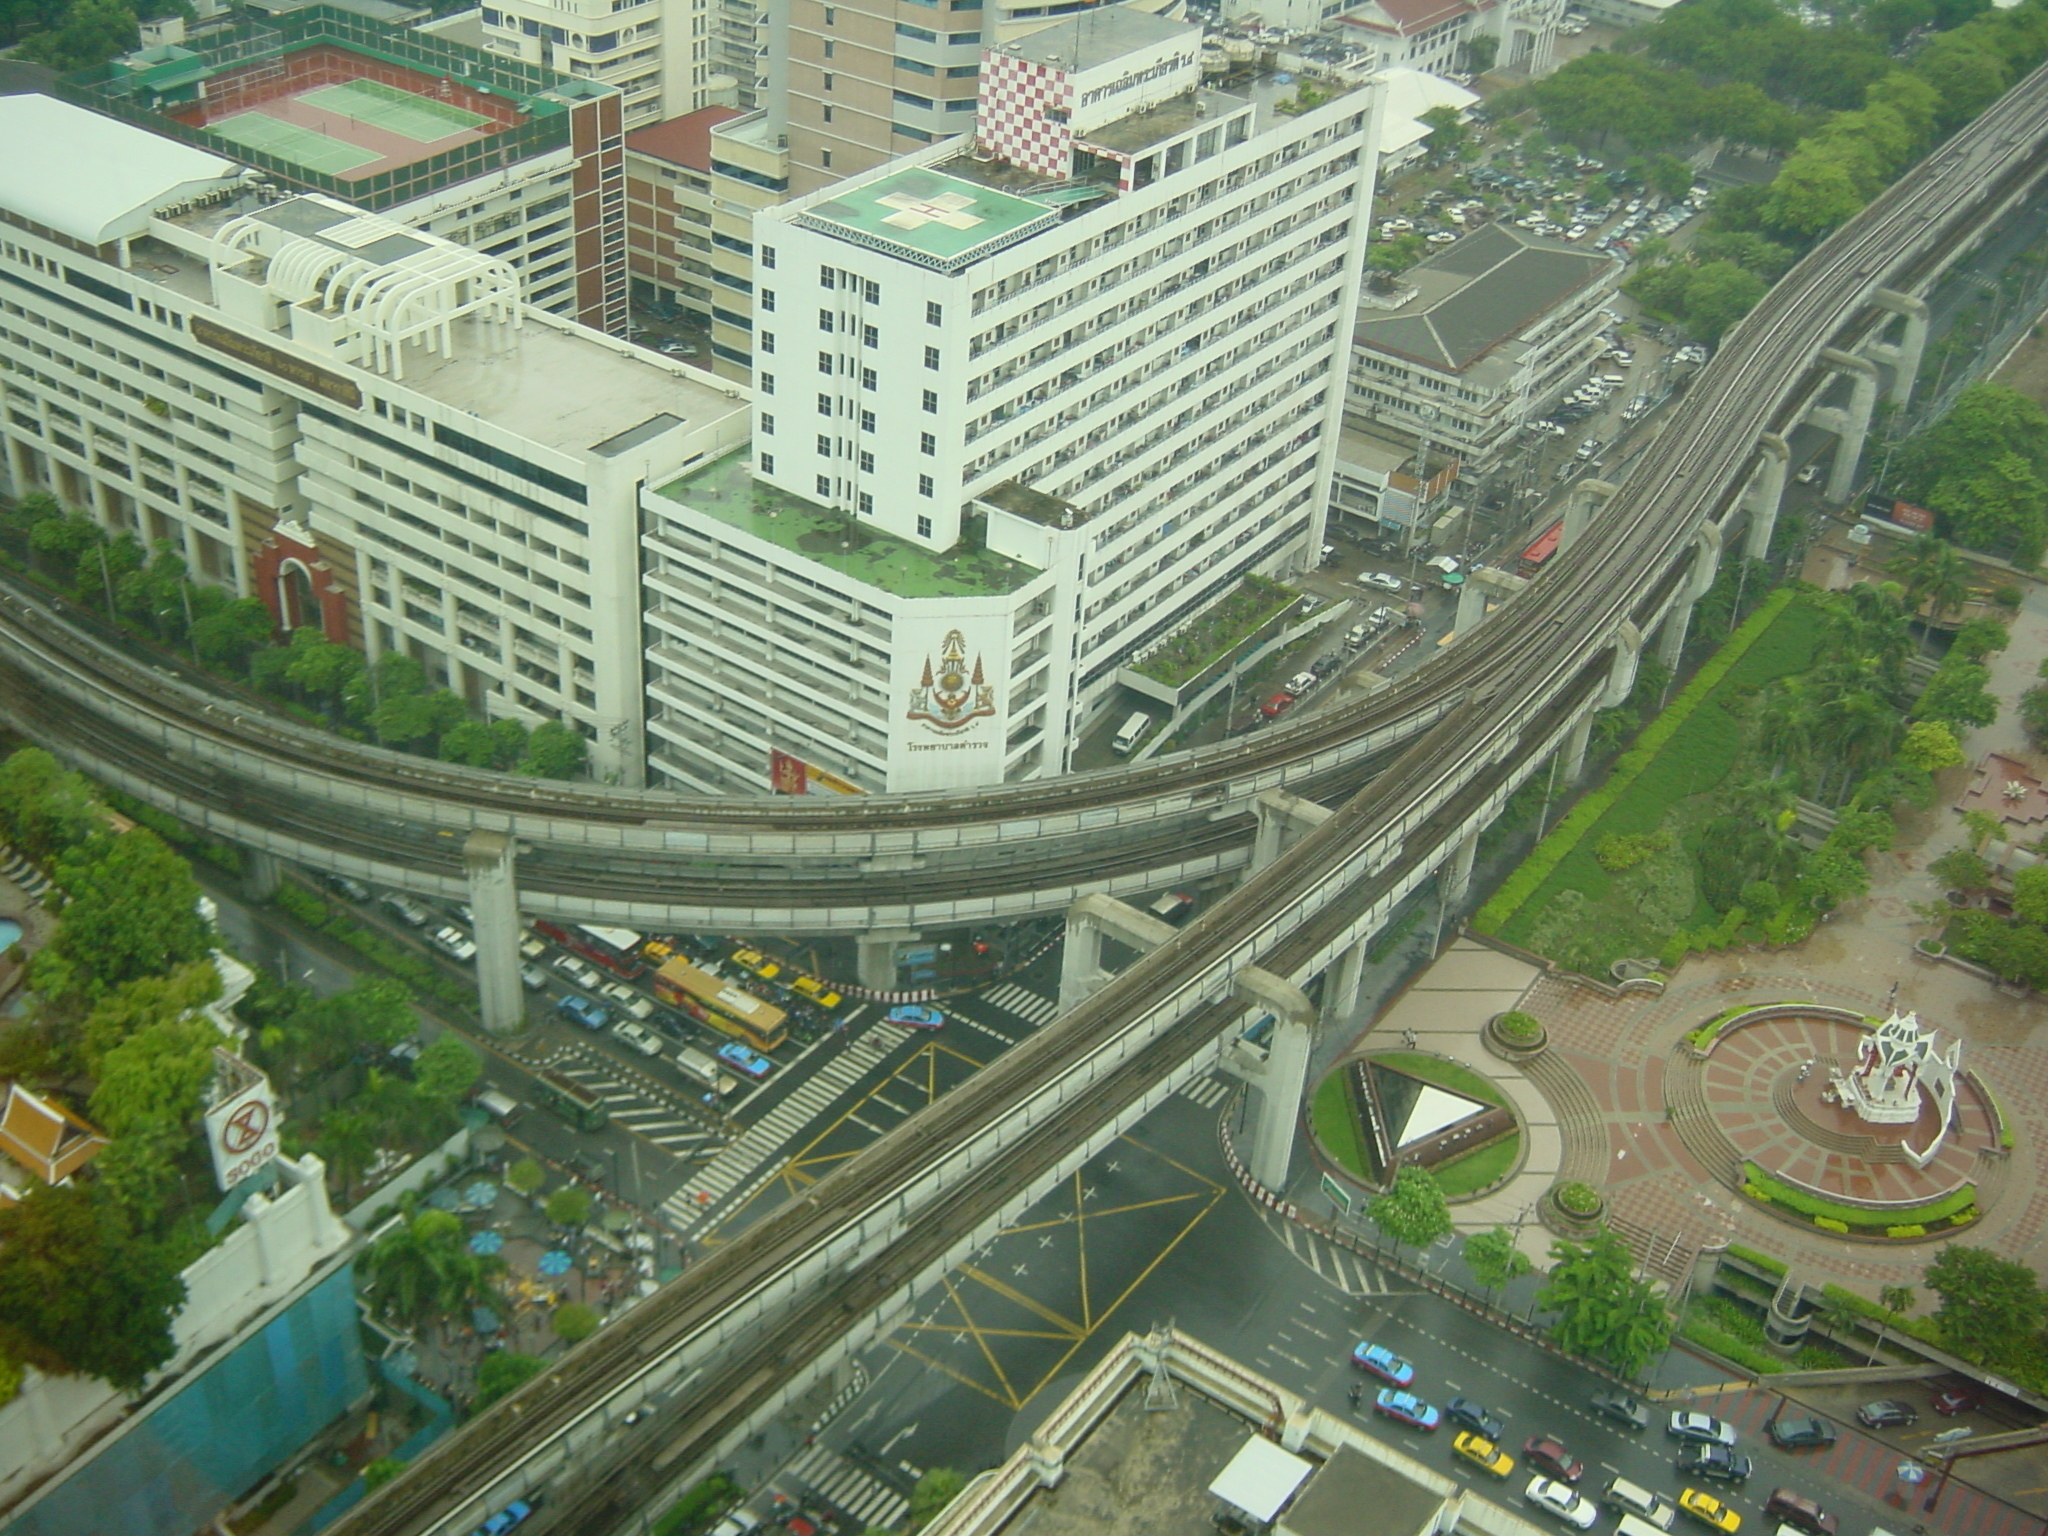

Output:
xmin=1476 ymin=588 xmax=1804 ymax=935
xmin=270 ymin=879 xmax=475 ymax=1017
xmin=1741 ymin=1162 xmax=1978 ymax=1233
xmin=1726 ymin=1244 xmax=1788 ymax=1276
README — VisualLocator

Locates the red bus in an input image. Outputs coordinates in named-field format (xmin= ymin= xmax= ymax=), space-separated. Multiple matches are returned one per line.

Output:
xmin=533 ymin=920 xmax=646 ymax=980
xmin=1517 ymin=520 xmax=1563 ymax=579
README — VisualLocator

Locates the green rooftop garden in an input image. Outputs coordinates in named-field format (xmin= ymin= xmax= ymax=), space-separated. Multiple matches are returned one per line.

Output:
xmin=1132 ymin=574 xmax=1299 ymax=688
xmin=656 ymin=449 xmax=1042 ymax=599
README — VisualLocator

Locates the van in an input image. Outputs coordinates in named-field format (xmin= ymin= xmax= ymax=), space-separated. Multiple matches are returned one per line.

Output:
xmin=1111 ymin=711 xmax=1153 ymax=756
xmin=1149 ymin=892 xmax=1196 ymax=925
xmin=1615 ymin=1516 xmax=1675 ymax=1536
xmin=1603 ymin=1478 xmax=1675 ymax=1529
xmin=676 ymin=1046 xmax=740 ymax=1097
xmin=474 ymin=1088 xmax=521 ymax=1123
xmin=1603 ymin=372 xmax=1627 ymax=387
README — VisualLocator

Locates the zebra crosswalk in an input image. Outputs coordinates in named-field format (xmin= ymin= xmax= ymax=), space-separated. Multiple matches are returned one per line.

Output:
xmin=981 ymin=982 xmax=1058 ymax=1027
xmin=1180 ymin=1075 xmax=1235 ymax=1110
xmin=1271 ymin=1217 xmax=1393 ymax=1297
xmin=547 ymin=1048 xmax=721 ymax=1154
xmin=661 ymin=1021 xmax=909 ymax=1230
xmin=782 ymin=1445 xmax=909 ymax=1530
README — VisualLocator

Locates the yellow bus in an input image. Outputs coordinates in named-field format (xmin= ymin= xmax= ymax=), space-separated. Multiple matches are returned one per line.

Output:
xmin=652 ymin=958 xmax=789 ymax=1052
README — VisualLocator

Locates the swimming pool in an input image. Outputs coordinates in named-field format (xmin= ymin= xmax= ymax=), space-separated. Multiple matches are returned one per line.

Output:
xmin=0 ymin=919 xmax=22 ymax=950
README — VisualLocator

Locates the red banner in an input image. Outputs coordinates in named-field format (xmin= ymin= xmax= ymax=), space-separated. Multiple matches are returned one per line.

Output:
xmin=769 ymin=749 xmax=807 ymax=796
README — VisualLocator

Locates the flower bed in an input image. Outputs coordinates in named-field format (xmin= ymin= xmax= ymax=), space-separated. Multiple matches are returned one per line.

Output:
xmin=1738 ymin=1161 xmax=1978 ymax=1237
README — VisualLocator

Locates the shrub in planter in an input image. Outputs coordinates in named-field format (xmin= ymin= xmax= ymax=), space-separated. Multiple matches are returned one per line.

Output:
xmin=1888 ymin=1225 xmax=1925 ymax=1239
xmin=1555 ymin=1181 xmax=1602 ymax=1218
xmin=1496 ymin=1010 xmax=1542 ymax=1042
xmin=1815 ymin=1216 xmax=1849 ymax=1234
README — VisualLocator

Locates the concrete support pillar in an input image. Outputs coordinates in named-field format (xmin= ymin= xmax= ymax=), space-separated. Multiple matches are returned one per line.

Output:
xmin=1442 ymin=828 xmax=1481 ymax=909
xmin=1560 ymin=710 xmax=1593 ymax=784
xmin=463 ymin=831 xmax=524 ymax=1035
xmin=242 ymin=849 xmax=282 ymax=903
xmin=1455 ymin=572 xmax=1490 ymax=636
xmin=1326 ymin=938 xmax=1369 ymax=1022
xmin=1234 ymin=966 xmax=1316 ymax=1192
xmin=1558 ymin=477 xmax=1616 ymax=556
xmin=1656 ymin=602 xmax=1691 ymax=672
xmin=1057 ymin=893 xmax=1178 ymax=1013
xmin=1743 ymin=434 xmax=1790 ymax=561
xmin=1873 ymin=288 xmax=1931 ymax=407
xmin=856 ymin=930 xmax=913 ymax=992
xmin=1252 ymin=788 xmax=1332 ymax=873
xmin=1602 ymin=621 xmax=1643 ymax=709
xmin=1656 ymin=522 xmax=1720 ymax=673
xmin=1453 ymin=566 xmax=1529 ymax=642
xmin=1819 ymin=348 xmax=1881 ymax=506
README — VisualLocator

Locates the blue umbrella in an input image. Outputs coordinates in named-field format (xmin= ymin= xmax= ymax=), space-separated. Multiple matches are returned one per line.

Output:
xmin=538 ymin=1249 xmax=573 ymax=1277
xmin=465 ymin=1181 xmax=498 ymax=1208
xmin=469 ymin=1229 xmax=504 ymax=1255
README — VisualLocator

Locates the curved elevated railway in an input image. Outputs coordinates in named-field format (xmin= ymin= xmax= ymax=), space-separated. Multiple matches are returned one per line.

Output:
xmin=296 ymin=64 xmax=2048 ymax=1536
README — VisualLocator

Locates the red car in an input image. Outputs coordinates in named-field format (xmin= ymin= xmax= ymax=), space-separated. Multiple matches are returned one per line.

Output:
xmin=1524 ymin=1437 xmax=1584 ymax=1483
xmin=1932 ymin=1387 xmax=1979 ymax=1416
xmin=1259 ymin=692 xmax=1296 ymax=720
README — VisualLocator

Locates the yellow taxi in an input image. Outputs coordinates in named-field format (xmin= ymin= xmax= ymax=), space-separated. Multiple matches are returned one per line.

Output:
xmin=1451 ymin=1432 xmax=1514 ymax=1478
xmin=640 ymin=938 xmax=674 ymax=964
xmin=792 ymin=974 xmax=843 ymax=1008
xmin=1679 ymin=1488 xmax=1740 ymax=1533
xmin=731 ymin=947 xmax=782 ymax=981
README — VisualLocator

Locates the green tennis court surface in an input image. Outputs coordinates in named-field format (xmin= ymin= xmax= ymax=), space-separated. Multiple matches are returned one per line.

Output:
xmin=211 ymin=111 xmax=380 ymax=174
xmin=299 ymin=79 xmax=489 ymax=143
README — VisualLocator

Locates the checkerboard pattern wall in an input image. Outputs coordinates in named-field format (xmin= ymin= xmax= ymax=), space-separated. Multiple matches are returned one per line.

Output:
xmin=977 ymin=51 xmax=1073 ymax=181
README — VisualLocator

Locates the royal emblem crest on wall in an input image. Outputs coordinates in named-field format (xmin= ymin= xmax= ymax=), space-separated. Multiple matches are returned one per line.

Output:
xmin=906 ymin=628 xmax=996 ymax=732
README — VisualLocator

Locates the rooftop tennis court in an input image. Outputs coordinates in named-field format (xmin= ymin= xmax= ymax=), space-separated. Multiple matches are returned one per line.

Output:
xmin=210 ymin=110 xmax=380 ymax=174
xmin=297 ymin=79 xmax=489 ymax=144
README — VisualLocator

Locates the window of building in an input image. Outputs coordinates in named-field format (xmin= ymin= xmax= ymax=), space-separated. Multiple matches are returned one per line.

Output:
xmin=922 ymin=388 xmax=938 ymax=412
xmin=761 ymin=413 xmax=775 ymax=434
xmin=819 ymin=308 xmax=835 ymax=332
xmin=860 ymin=407 xmax=876 ymax=432
xmin=820 ymin=264 xmax=835 ymax=288
xmin=920 ymin=431 xmax=936 ymax=454
xmin=823 ymin=38 xmax=835 ymax=56
xmin=923 ymin=345 xmax=940 ymax=370
xmin=819 ymin=350 xmax=833 ymax=373
xmin=760 ymin=372 xmax=775 ymax=394
xmin=761 ymin=246 xmax=776 ymax=269
xmin=861 ymin=366 xmax=877 ymax=390
xmin=818 ymin=392 xmax=833 ymax=415
xmin=817 ymin=433 xmax=833 ymax=455
xmin=823 ymin=105 xmax=833 ymax=123
xmin=926 ymin=300 xmax=943 ymax=325
xmin=819 ymin=475 xmax=833 ymax=496
xmin=862 ymin=323 xmax=878 ymax=348
xmin=822 ymin=148 xmax=833 ymax=167
xmin=822 ymin=71 xmax=834 ymax=90
xmin=823 ymin=3 xmax=834 ymax=19
xmin=858 ymin=491 xmax=873 ymax=513
xmin=761 ymin=332 xmax=775 ymax=353
xmin=894 ymin=89 xmax=934 ymax=108
xmin=917 ymin=514 xmax=933 ymax=537
xmin=898 ymin=21 xmax=937 ymax=39
xmin=760 ymin=290 xmax=775 ymax=312
xmin=863 ymin=278 xmax=880 ymax=303
xmin=760 ymin=451 xmax=775 ymax=472
xmin=918 ymin=473 xmax=934 ymax=496
xmin=859 ymin=449 xmax=875 ymax=473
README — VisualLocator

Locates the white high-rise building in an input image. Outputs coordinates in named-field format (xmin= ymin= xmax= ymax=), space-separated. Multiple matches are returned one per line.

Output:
xmin=641 ymin=6 xmax=1380 ymax=795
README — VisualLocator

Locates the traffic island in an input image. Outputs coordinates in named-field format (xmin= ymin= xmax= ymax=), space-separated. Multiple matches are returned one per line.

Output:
xmin=1308 ymin=1051 xmax=1524 ymax=1202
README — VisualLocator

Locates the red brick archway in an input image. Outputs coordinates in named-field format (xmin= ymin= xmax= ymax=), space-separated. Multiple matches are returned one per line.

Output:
xmin=250 ymin=530 xmax=350 ymax=644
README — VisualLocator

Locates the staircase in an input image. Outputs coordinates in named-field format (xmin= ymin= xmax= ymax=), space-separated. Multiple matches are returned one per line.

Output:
xmin=1607 ymin=1212 xmax=1698 ymax=1291
xmin=1771 ymin=1070 xmax=1909 ymax=1162
xmin=1523 ymin=1051 xmax=1609 ymax=1184
xmin=1663 ymin=1046 xmax=1743 ymax=1187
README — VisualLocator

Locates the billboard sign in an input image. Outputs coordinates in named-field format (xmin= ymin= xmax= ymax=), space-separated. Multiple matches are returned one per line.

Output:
xmin=205 ymin=1049 xmax=281 ymax=1191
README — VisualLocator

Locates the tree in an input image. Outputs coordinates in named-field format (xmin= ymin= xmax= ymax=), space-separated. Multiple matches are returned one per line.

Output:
xmin=1367 ymin=1165 xmax=1451 ymax=1253
xmin=2021 ymin=683 xmax=2048 ymax=747
xmin=1873 ymin=1283 xmax=1916 ymax=1366
xmin=79 ymin=958 xmax=221 ymax=1073
xmin=1419 ymin=104 xmax=1471 ymax=158
xmin=1915 ymin=657 xmax=1998 ymax=731
xmin=2014 ymin=866 xmax=2048 ymax=927
xmin=361 ymin=1208 xmax=502 ymax=1333
xmin=413 ymin=1035 xmax=482 ymax=1105
xmin=1898 ymin=720 xmax=1964 ymax=773
xmin=553 ymin=1301 xmax=600 ymax=1343
xmin=312 ymin=1109 xmax=379 ymax=1202
xmin=16 ymin=0 xmax=137 ymax=69
xmin=545 ymin=1185 xmax=593 ymax=1230
xmin=1463 ymin=1226 xmax=1534 ymax=1298
xmin=281 ymin=627 xmax=364 ymax=712
xmin=437 ymin=719 xmax=502 ymax=768
xmin=190 ymin=594 xmax=277 ymax=674
xmin=362 ymin=1457 xmax=409 ymax=1491
xmin=1887 ymin=535 xmax=1972 ymax=622
xmin=519 ymin=720 xmax=589 ymax=780
xmin=506 ymin=1158 xmax=546 ymax=1199
xmin=910 ymin=1469 xmax=968 ymax=1526
xmin=475 ymin=1350 xmax=546 ymax=1409
xmin=1950 ymin=615 xmax=2011 ymax=661
xmin=0 ymin=748 xmax=104 ymax=865
xmin=1538 ymin=1229 xmax=1671 ymax=1377
xmin=35 ymin=830 xmax=212 ymax=1005
xmin=0 ymin=1180 xmax=185 ymax=1391
xmin=1761 ymin=150 xmax=1867 ymax=236
xmin=372 ymin=688 xmax=466 ymax=753
xmin=89 ymin=1013 xmax=218 ymax=1138
xmin=1923 ymin=1246 xmax=2041 ymax=1362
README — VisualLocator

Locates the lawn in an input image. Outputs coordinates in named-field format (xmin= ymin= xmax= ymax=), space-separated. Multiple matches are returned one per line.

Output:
xmin=1372 ymin=1049 xmax=1508 ymax=1107
xmin=1311 ymin=1070 xmax=1372 ymax=1181
xmin=1432 ymin=1131 xmax=1520 ymax=1197
xmin=1484 ymin=592 xmax=1821 ymax=974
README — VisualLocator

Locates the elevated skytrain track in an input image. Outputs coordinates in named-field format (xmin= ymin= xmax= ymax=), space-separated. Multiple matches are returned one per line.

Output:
xmin=296 ymin=65 xmax=2048 ymax=1536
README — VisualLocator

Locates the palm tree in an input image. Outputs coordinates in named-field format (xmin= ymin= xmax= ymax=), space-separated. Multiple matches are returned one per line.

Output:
xmin=313 ymin=1110 xmax=376 ymax=1204
xmin=361 ymin=1208 xmax=504 ymax=1334
xmin=1889 ymin=536 xmax=1972 ymax=624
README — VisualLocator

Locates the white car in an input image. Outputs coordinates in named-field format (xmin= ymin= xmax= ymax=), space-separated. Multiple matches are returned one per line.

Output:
xmin=519 ymin=962 xmax=549 ymax=991
xmin=1526 ymin=1478 xmax=1599 ymax=1530
xmin=429 ymin=924 xmax=476 ymax=963
xmin=1667 ymin=1411 xmax=1737 ymax=1446
xmin=1360 ymin=571 xmax=1405 ymax=593
xmin=553 ymin=953 xmax=603 ymax=991
xmin=1284 ymin=671 xmax=1319 ymax=697
xmin=612 ymin=1019 xmax=664 ymax=1057
xmin=601 ymin=980 xmax=658 ymax=1021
